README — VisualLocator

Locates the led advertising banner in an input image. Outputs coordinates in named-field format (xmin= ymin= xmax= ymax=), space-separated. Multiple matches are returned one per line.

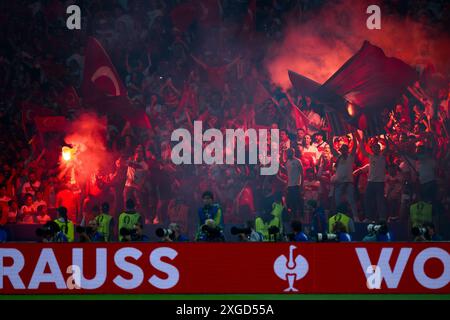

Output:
xmin=0 ymin=243 xmax=449 ymax=294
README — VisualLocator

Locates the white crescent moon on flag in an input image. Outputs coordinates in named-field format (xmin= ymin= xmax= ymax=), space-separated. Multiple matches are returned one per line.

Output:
xmin=91 ymin=66 xmax=121 ymax=96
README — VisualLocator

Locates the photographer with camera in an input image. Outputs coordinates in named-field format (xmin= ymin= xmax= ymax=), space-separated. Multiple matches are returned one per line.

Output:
xmin=118 ymin=199 xmax=142 ymax=241
xmin=156 ymin=223 xmax=189 ymax=242
xmin=290 ymin=220 xmax=309 ymax=242
xmin=196 ymin=191 xmax=224 ymax=241
xmin=255 ymin=208 xmax=281 ymax=242
xmin=197 ymin=219 xmax=225 ymax=242
xmin=412 ymin=222 xmax=443 ymax=241
xmin=328 ymin=203 xmax=355 ymax=234
xmin=77 ymin=220 xmax=104 ymax=242
xmin=36 ymin=221 xmax=68 ymax=243
xmin=411 ymin=225 xmax=428 ymax=241
xmin=133 ymin=222 xmax=149 ymax=242
xmin=362 ymin=221 xmax=393 ymax=242
xmin=423 ymin=222 xmax=442 ymax=241
xmin=331 ymin=221 xmax=352 ymax=242
xmin=231 ymin=220 xmax=264 ymax=242
xmin=119 ymin=222 xmax=149 ymax=242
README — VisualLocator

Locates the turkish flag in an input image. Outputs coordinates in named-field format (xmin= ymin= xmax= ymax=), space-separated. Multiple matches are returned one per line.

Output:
xmin=82 ymin=37 xmax=150 ymax=128
xmin=289 ymin=41 xmax=418 ymax=135
xmin=82 ymin=37 xmax=127 ymax=101
xmin=319 ymin=41 xmax=417 ymax=113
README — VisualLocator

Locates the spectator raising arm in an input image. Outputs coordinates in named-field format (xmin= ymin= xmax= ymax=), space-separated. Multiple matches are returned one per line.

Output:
xmin=327 ymin=132 xmax=340 ymax=158
xmin=350 ymin=132 xmax=357 ymax=156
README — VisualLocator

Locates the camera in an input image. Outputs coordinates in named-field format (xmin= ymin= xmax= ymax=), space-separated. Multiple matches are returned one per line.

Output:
xmin=120 ymin=227 xmax=137 ymax=239
xmin=367 ymin=223 xmax=388 ymax=235
xmin=268 ymin=226 xmax=280 ymax=235
xmin=412 ymin=226 xmax=427 ymax=237
xmin=316 ymin=233 xmax=338 ymax=242
xmin=198 ymin=224 xmax=224 ymax=242
xmin=155 ymin=228 xmax=174 ymax=240
xmin=36 ymin=221 xmax=60 ymax=239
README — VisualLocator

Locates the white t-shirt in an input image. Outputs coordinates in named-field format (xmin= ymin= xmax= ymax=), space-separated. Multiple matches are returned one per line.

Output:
xmin=21 ymin=181 xmax=41 ymax=196
xmin=416 ymin=157 xmax=436 ymax=184
xmin=33 ymin=200 xmax=47 ymax=211
xmin=302 ymin=145 xmax=319 ymax=165
xmin=20 ymin=205 xmax=35 ymax=224
xmin=125 ymin=160 xmax=149 ymax=189
xmin=286 ymin=158 xmax=303 ymax=187
xmin=335 ymin=155 xmax=354 ymax=183
xmin=367 ymin=154 xmax=386 ymax=182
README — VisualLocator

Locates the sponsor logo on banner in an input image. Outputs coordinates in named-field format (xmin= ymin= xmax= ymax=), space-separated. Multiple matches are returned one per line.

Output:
xmin=273 ymin=245 xmax=309 ymax=292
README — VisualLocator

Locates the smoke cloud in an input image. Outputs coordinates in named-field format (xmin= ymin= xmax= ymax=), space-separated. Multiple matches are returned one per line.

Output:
xmin=63 ymin=113 xmax=113 ymax=185
xmin=265 ymin=0 xmax=450 ymax=89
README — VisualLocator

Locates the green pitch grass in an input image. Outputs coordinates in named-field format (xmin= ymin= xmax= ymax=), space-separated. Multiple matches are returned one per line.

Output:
xmin=1 ymin=294 xmax=449 ymax=300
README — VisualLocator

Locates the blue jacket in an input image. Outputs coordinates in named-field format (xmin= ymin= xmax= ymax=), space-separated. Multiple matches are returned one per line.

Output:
xmin=377 ymin=232 xmax=393 ymax=242
xmin=198 ymin=204 xmax=223 ymax=228
xmin=294 ymin=232 xmax=309 ymax=242
xmin=338 ymin=232 xmax=352 ymax=242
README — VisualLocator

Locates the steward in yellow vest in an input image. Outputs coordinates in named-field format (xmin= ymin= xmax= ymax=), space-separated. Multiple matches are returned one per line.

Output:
xmin=255 ymin=211 xmax=281 ymax=242
xmin=119 ymin=199 xmax=142 ymax=241
xmin=96 ymin=202 xmax=114 ymax=241
xmin=54 ymin=206 xmax=74 ymax=242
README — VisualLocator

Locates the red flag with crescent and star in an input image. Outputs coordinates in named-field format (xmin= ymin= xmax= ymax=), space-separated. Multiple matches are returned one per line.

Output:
xmin=82 ymin=37 xmax=126 ymax=100
xmin=82 ymin=37 xmax=151 ymax=129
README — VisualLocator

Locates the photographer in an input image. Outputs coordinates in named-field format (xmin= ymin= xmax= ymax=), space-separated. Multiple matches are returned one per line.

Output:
xmin=77 ymin=220 xmax=104 ymax=242
xmin=331 ymin=221 xmax=352 ymax=242
xmin=412 ymin=225 xmax=428 ymax=242
xmin=231 ymin=220 xmax=264 ymax=242
xmin=156 ymin=223 xmax=189 ymax=242
xmin=133 ymin=223 xmax=149 ymax=242
xmin=255 ymin=209 xmax=281 ymax=242
xmin=36 ymin=221 xmax=68 ymax=243
xmin=197 ymin=219 xmax=225 ymax=242
xmin=328 ymin=203 xmax=355 ymax=234
xmin=412 ymin=223 xmax=443 ymax=241
xmin=423 ymin=222 xmax=443 ymax=241
xmin=362 ymin=221 xmax=393 ymax=242
xmin=196 ymin=191 xmax=223 ymax=240
xmin=290 ymin=220 xmax=309 ymax=242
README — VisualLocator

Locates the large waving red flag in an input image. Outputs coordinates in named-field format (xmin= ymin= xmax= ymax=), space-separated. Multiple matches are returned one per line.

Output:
xmin=320 ymin=41 xmax=417 ymax=113
xmin=82 ymin=37 xmax=127 ymax=101
xmin=289 ymin=41 xmax=418 ymax=136
xmin=82 ymin=37 xmax=150 ymax=128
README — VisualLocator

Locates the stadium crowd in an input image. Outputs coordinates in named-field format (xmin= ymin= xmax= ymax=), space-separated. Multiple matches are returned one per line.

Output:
xmin=0 ymin=0 xmax=448 ymax=243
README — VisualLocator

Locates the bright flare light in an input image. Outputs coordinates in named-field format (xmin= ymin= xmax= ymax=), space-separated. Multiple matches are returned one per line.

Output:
xmin=62 ymin=146 xmax=72 ymax=162
xmin=347 ymin=103 xmax=356 ymax=117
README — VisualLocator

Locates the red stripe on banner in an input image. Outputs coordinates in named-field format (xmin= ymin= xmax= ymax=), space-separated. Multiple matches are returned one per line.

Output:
xmin=0 ymin=243 xmax=449 ymax=294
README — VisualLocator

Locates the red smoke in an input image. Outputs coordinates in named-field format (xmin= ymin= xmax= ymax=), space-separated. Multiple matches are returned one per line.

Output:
xmin=62 ymin=113 xmax=112 ymax=185
xmin=266 ymin=0 xmax=450 ymax=90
